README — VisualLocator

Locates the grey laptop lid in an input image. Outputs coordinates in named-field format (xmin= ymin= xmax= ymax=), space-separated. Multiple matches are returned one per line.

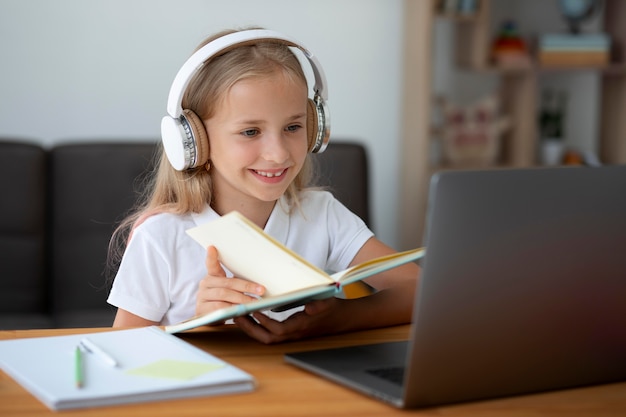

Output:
xmin=285 ymin=166 xmax=626 ymax=408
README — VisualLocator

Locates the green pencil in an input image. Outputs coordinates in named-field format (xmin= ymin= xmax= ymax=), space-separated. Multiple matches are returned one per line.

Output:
xmin=75 ymin=346 xmax=84 ymax=389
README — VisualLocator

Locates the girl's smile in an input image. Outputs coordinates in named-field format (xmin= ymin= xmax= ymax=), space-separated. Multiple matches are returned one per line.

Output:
xmin=251 ymin=168 xmax=288 ymax=180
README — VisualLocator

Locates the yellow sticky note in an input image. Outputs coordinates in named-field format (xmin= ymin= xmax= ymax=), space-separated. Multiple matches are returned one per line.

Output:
xmin=126 ymin=359 xmax=224 ymax=381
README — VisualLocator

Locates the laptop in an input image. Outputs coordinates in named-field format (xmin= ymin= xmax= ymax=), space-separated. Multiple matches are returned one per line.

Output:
xmin=285 ymin=166 xmax=626 ymax=408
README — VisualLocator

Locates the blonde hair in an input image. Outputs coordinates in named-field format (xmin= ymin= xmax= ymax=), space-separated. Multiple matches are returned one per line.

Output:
xmin=107 ymin=28 xmax=318 ymax=276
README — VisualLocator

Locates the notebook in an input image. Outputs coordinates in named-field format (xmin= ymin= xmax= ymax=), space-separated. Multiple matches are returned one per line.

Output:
xmin=285 ymin=166 xmax=626 ymax=408
xmin=0 ymin=326 xmax=255 ymax=410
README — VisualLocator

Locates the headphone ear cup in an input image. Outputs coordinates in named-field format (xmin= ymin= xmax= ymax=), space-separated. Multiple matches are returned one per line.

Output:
xmin=183 ymin=109 xmax=210 ymax=168
xmin=307 ymin=97 xmax=330 ymax=153
xmin=307 ymin=99 xmax=320 ymax=152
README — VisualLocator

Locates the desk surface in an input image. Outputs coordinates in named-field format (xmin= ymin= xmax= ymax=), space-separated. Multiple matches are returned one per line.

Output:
xmin=1 ymin=325 xmax=625 ymax=416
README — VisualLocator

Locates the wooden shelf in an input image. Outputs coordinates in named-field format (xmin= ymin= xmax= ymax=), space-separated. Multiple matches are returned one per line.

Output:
xmin=398 ymin=0 xmax=626 ymax=249
xmin=437 ymin=14 xmax=480 ymax=22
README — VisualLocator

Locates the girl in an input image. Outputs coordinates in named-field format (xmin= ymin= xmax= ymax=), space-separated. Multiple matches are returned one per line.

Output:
xmin=107 ymin=28 xmax=419 ymax=344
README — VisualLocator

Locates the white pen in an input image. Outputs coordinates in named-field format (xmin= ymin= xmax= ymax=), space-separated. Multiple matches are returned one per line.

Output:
xmin=79 ymin=338 xmax=119 ymax=368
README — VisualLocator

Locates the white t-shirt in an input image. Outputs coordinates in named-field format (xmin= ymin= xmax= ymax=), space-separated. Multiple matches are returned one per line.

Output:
xmin=107 ymin=190 xmax=374 ymax=325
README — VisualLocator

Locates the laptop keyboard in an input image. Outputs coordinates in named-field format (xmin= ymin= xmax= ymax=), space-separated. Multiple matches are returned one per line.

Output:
xmin=366 ymin=366 xmax=405 ymax=385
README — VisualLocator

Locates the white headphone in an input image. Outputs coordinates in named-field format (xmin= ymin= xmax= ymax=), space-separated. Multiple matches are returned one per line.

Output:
xmin=160 ymin=29 xmax=331 ymax=171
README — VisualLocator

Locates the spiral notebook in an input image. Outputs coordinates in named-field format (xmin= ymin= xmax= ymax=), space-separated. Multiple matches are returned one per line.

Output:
xmin=0 ymin=326 xmax=255 ymax=410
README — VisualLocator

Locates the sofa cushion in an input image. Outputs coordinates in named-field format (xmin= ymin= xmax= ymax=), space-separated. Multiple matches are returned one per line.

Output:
xmin=0 ymin=139 xmax=370 ymax=329
xmin=48 ymin=142 xmax=157 ymax=327
xmin=0 ymin=141 xmax=51 ymax=329
xmin=313 ymin=142 xmax=370 ymax=226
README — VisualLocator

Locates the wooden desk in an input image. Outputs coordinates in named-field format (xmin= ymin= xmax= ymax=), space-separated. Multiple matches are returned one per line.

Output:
xmin=1 ymin=325 xmax=625 ymax=416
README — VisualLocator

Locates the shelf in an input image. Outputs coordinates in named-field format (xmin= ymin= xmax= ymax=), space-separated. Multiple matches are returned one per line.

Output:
xmin=436 ymin=13 xmax=481 ymax=22
xmin=460 ymin=62 xmax=626 ymax=74
xmin=444 ymin=0 xmax=626 ymax=167
xmin=398 ymin=0 xmax=626 ymax=249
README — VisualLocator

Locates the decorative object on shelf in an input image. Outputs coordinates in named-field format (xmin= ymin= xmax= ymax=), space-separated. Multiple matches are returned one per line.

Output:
xmin=538 ymin=89 xmax=567 ymax=165
xmin=562 ymin=149 xmax=585 ymax=165
xmin=491 ymin=20 xmax=531 ymax=68
xmin=560 ymin=0 xmax=602 ymax=34
xmin=538 ymin=0 xmax=610 ymax=67
xmin=437 ymin=94 xmax=510 ymax=167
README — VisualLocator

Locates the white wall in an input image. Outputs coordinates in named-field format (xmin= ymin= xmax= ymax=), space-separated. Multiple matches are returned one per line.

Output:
xmin=0 ymin=0 xmax=405 ymax=247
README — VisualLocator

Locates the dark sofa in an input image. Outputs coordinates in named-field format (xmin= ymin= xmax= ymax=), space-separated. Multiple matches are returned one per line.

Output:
xmin=0 ymin=140 xmax=369 ymax=329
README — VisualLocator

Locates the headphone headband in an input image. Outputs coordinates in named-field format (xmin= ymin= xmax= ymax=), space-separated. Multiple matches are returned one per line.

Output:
xmin=165 ymin=29 xmax=328 ymax=119
xmin=161 ymin=29 xmax=330 ymax=171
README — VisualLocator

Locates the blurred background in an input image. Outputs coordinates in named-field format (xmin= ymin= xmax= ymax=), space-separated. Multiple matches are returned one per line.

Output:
xmin=0 ymin=0 xmax=405 ymax=246
xmin=0 ymin=0 xmax=612 ymax=249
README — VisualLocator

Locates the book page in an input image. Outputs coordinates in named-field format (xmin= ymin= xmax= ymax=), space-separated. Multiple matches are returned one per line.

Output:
xmin=186 ymin=211 xmax=333 ymax=297
xmin=331 ymin=247 xmax=426 ymax=286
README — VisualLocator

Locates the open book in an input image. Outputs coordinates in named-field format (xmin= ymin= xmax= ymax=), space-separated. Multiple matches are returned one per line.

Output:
xmin=165 ymin=211 xmax=425 ymax=334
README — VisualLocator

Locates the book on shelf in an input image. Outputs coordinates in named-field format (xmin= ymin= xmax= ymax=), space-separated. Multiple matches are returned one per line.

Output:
xmin=165 ymin=211 xmax=425 ymax=334
xmin=537 ymin=32 xmax=610 ymax=66
xmin=0 ymin=326 xmax=255 ymax=411
xmin=539 ymin=33 xmax=610 ymax=50
xmin=538 ymin=50 xmax=608 ymax=67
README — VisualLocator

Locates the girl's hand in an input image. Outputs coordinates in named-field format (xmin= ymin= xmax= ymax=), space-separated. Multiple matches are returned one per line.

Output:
xmin=233 ymin=298 xmax=341 ymax=344
xmin=196 ymin=246 xmax=265 ymax=321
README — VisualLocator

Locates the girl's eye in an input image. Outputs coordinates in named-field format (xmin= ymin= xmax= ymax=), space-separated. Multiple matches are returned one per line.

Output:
xmin=286 ymin=124 xmax=302 ymax=133
xmin=241 ymin=129 xmax=259 ymax=138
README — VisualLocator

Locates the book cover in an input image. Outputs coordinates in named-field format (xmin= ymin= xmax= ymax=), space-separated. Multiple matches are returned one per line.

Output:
xmin=0 ymin=327 xmax=255 ymax=410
